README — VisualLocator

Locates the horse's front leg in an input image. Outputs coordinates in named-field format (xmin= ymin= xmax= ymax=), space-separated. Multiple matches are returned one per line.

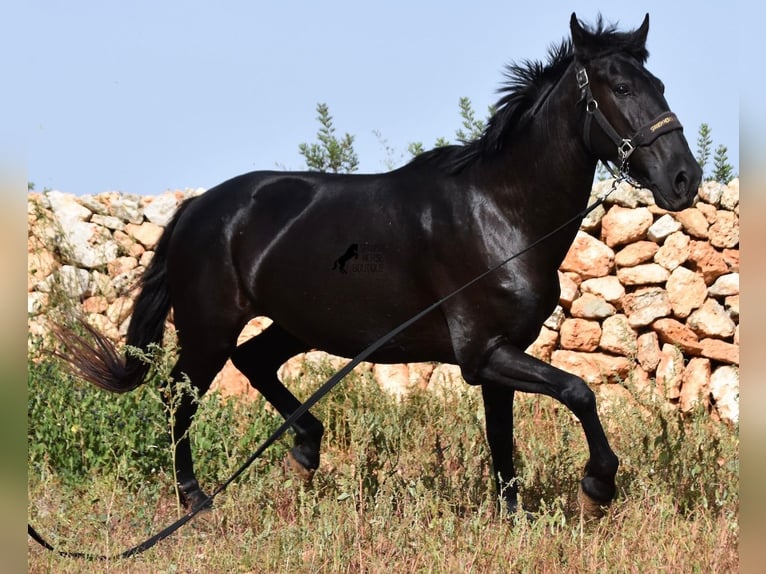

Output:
xmin=480 ymin=383 xmax=520 ymax=514
xmin=469 ymin=343 xmax=619 ymax=516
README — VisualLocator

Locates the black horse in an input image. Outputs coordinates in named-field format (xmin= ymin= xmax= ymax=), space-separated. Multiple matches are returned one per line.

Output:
xmin=56 ymin=14 xmax=701 ymax=517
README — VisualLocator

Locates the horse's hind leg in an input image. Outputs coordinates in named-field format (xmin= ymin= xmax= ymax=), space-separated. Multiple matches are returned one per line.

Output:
xmin=167 ymin=298 xmax=244 ymax=509
xmin=166 ymin=341 xmax=234 ymax=510
xmin=231 ymin=323 xmax=323 ymax=479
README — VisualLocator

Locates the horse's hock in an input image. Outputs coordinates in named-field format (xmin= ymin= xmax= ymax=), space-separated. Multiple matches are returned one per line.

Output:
xmin=27 ymin=179 xmax=739 ymax=424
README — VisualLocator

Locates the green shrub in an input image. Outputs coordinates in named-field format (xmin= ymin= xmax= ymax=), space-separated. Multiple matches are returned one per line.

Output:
xmin=27 ymin=354 xmax=170 ymax=486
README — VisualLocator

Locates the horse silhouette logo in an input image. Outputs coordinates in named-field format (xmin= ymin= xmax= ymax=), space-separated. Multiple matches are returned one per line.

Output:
xmin=332 ymin=243 xmax=358 ymax=273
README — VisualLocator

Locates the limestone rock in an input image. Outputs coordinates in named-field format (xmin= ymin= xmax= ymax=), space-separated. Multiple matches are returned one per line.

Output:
xmin=113 ymin=229 xmax=146 ymax=258
xmin=543 ymin=305 xmax=566 ymax=331
xmin=699 ymin=338 xmax=739 ymax=365
xmin=675 ymin=208 xmax=709 ymax=239
xmin=374 ymin=364 xmax=412 ymax=399
xmin=710 ymin=366 xmax=739 ymax=424
xmin=687 ymin=299 xmax=736 ymax=339
xmin=656 ymin=343 xmax=685 ymax=400
xmin=28 ymin=292 xmax=48 ymax=316
xmin=47 ymin=190 xmax=92 ymax=224
xmin=107 ymin=256 xmax=138 ymax=277
xmin=82 ymin=296 xmax=109 ymax=314
xmin=526 ymin=326 xmax=558 ymax=362
xmin=91 ymin=214 xmax=126 ymax=231
xmin=614 ymin=241 xmax=659 ymax=267
xmin=602 ymin=180 xmax=653 ymax=208
xmin=698 ymin=181 xmax=725 ymax=206
xmin=579 ymin=276 xmax=625 ymax=304
xmin=581 ymin=202 xmax=605 ymax=233
xmin=109 ymin=194 xmax=144 ymax=224
xmin=724 ymin=295 xmax=739 ymax=322
xmin=651 ymin=318 xmax=702 ymax=355
xmin=708 ymin=211 xmax=739 ymax=249
xmin=719 ymin=179 xmax=739 ymax=211
xmin=28 ymin=249 xmax=57 ymax=291
xmin=722 ymin=249 xmax=739 ymax=273
xmin=76 ymin=194 xmax=111 ymax=216
xmin=559 ymin=318 xmax=601 ymax=352
xmin=616 ymin=263 xmax=669 ymax=286
xmin=143 ymin=193 xmax=180 ymax=226
xmin=647 ymin=214 xmax=682 ymax=242
xmin=53 ymin=265 xmax=94 ymax=299
xmin=688 ymin=241 xmax=729 ymax=285
xmin=679 ymin=358 xmax=711 ymax=413
xmin=621 ymin=287 xmax=671 ymax=327
xmin=570 ymin=293 xmax=616 ymax=320
xmin=560 ymin=231 xmax=615 ymax=279
xmin=636 ymin=331 xmax=661 ymax=372
xmin=599 ymin=314 xmax=637 ymax=356
xmin=374 ymin=363 xmax=435 ymax=399
xmin=601 ymin=206 xmax=653 ymax=247
xmin=125 ymin=222 xmax=164 ymax=249
xmin=666 ymin=266 xmax=707 ymax=319
xmin=558 ymin=271 xmax=579 ymax=308
xmin=696 ymin=202 xmax=718 ymax=224
xmin=654 ymin=231 xmax=690 ymax=271
xmin=550 ymin=350 xmax=632 ymax=385
xmin=708 ymin=273 xmax=739 ymax=298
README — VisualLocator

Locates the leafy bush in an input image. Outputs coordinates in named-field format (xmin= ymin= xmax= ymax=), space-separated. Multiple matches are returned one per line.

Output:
xmin=27 ymin=354 xmax=170 ymax=486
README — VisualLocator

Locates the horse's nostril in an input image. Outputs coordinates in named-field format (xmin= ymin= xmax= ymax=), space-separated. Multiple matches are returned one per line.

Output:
xmin=674 ymin=171 xmax=689 ymax=195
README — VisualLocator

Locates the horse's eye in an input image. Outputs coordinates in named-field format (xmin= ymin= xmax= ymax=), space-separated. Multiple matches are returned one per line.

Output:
xmin=613 ymin=83 xmax=631 ymax=97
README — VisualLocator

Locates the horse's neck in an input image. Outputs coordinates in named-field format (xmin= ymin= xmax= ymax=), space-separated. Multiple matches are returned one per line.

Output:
xmin=477 ymin=110 xmax=596 ymax=221
xmin=464 ymin=85 xmax=597 ymax=267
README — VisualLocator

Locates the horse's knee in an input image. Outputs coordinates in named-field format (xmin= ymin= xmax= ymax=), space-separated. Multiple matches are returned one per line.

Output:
xmin=560 ymin=377 xmax=596 ymax=415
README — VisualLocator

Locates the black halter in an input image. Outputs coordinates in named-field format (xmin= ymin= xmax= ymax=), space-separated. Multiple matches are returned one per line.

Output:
xmin=575 ymin=62 xmax=683 ymax=181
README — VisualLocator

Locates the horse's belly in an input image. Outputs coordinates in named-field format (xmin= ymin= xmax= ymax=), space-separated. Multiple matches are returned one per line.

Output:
xmin=256 ymin=266 xmax=455 ymax=364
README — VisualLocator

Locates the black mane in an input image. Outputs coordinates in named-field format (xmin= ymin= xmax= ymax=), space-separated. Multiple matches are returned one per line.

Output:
xmin=408 ymin=16 xmax=649 ymax=174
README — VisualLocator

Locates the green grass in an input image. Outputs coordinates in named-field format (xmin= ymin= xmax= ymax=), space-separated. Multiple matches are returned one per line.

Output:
xmin=28 ymin=352 xmax=738 ymax=572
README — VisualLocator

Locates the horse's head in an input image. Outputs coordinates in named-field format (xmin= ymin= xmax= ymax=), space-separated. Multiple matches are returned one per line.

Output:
xmin=570 ymin=13 xmax=701 ymax=211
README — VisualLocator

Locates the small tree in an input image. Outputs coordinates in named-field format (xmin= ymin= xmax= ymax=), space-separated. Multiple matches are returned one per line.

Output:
xmin=695 ymin=123 xmax=713 ymax=179
xmin=299 ymin=103 xmax=359 ymax=174
xmin=455 ymin=97 xmax=487 ymax=144
xmin=712 ymin=144 xmax=735 ymax=184
xmin=408 ymin=98 xmax=489 ymax=158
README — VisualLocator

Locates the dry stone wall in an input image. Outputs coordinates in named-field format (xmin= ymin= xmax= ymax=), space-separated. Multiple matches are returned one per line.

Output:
xmin=27 ymin=179 xmax=740 ymax=425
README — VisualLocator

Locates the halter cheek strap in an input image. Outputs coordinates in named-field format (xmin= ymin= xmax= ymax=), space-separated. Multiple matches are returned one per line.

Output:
xmin=576 ymin=65 xmax=683 ymax=168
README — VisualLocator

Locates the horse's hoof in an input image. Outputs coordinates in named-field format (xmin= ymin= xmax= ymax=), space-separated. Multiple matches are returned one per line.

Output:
xmin=180 ymin=486 xmax=213 ymax=513
xmin=577 ymin=483 xmax=609 ymax=519
xmin=284 ymin=450 xmax=315 ymax=483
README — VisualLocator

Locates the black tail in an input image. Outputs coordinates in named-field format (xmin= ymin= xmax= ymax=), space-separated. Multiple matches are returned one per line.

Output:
xmin=53 ymin=197 xmax=198 ymax=393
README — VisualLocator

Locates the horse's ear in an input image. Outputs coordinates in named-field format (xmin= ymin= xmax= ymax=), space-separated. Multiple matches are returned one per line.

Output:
xmin=570 ymin=12 xmax=587 ymax=53
xmin=633 ymin=13 xmax=650 ymax=47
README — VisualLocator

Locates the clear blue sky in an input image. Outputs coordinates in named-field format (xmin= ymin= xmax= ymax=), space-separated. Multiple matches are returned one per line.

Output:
xmin=9 ymin=1 xmax=738 ymax=196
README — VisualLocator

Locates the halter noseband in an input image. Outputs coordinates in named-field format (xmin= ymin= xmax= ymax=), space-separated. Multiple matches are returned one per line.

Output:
xmin=575 ymin=63 xmax=683 ymax=183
